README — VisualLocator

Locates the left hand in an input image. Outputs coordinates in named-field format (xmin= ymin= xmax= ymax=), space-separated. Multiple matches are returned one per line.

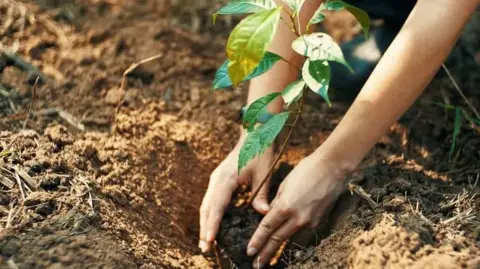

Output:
xmin=246 ymin=152 xmax=349 ymax=268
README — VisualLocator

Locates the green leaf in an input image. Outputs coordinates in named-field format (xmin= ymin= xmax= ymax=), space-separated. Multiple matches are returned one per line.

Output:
xmin=308 ymin=1 xmax=370 ymax=39
xmin=212 ymin=0 xmax=277 ymax=24
xmin=227 ymin=7 xmax=282 ymax=86
xmin=431 ymin=101 xmax=456 ymax=110
xmin=282 ymin=79 xmax=305 ymax=106
xmin=213 ymin=52 xmax=282 ymax=89
xmin=308 ymin=9 xmax=326 ymax=28
xmin=302 ymin=59 xmax=331 ymax=106
xmin=238 ymin=112 xmax=290 ymax=172
xmin=292 ymin=33 xmax=352 ymax=72
xmin=283 ymin=0 xmax=306 ymax=14
xmin=449 ymin=108 xmax=462 ymax=161
xmin=243 ymin=92 xmax=281 ymax=131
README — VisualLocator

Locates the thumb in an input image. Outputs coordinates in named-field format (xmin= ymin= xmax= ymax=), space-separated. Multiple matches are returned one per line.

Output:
xmin=251 ymin=174 xmax=270 ymax=215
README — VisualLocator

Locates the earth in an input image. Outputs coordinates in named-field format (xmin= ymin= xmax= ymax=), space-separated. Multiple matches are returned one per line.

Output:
xmin=0 ymin=1 xmax=479 ymax=269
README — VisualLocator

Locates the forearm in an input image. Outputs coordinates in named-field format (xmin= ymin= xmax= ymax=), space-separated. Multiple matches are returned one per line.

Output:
xmin=316 ymin=0 xmax=478 ymax=171
xmin=247 ymin=0 xmax=323 ymax=114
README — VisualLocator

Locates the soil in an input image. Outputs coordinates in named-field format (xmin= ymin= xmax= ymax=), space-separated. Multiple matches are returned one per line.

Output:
xmin=0 ymin=1 xmax=479 ymax=269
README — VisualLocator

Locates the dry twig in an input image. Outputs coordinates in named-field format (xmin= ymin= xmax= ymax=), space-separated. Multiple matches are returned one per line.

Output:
xmin=442 ymin=64 xmax=480 ymax=119
xmin=38 ymin=108 xmax=85 ymax=131
xmin=114 ymin=54 xmax=163 ymax=126
xmin=348 ymin=183 xmax=379 ymax=209
xmin=22 ymin=77 xmax=39 ymax=129
xmin=14 ymin=172 xmax=25 ymax=201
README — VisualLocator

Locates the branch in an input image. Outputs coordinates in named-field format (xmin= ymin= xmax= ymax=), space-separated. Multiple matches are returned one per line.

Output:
xmin=246 ymin=88 xmax=306 ymax=206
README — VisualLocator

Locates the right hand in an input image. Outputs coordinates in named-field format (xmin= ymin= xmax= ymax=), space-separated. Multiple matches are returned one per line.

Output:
xmin=199 ymin=131 xmax=274 ymax=253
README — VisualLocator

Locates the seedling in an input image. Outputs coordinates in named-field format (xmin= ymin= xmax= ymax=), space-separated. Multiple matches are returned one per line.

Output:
xmin=212 ymin=0 xmax=370 ymax=204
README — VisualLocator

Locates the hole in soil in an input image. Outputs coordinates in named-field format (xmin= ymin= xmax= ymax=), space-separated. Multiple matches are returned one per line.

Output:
xmin=217 ymin=163 xmax=358 ymax=269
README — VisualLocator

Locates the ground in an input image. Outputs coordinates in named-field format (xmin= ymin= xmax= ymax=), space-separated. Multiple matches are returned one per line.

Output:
xmin=0 ymin=1 xmax=479 ymax=269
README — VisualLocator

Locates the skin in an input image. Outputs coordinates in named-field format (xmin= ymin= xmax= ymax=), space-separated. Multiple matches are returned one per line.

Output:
xmin=200 ymin=0 xmax=479 ymax=268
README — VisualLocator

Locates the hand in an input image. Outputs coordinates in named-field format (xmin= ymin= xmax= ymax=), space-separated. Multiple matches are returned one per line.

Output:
xmin=246 ymin=152 xmax=349 ymax=268
xmin=199 ymin=130 xmax=274 ymax=253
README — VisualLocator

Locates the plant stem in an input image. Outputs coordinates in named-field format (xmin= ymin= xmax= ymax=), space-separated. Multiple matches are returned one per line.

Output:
xmin=280 ymin=56 xmax=301 ymax=70
xmin=442 ymin=64 xmax=480 ymax=119
xmin=246 ymin=88 xmax=306 ymax=206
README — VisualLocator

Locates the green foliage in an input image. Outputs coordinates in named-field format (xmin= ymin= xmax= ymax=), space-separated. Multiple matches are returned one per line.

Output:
xmin=238 ymin=112 xmax=290 ymax=172
xmin=283 ymin=0 xmax=306 ymax=14
xmin=302 ymin=59 xmax=331 ymax=106
xmin=308 ymin=0 xmax=370 ymax=39
xmin=212 ymin=0 xmax=277 ymax=24
xmin=282 ymin=79 xmax=305 ymax=106
xmin=226 ymin=7 xmax=283 ymax=86
xmin=450 ymin=108 xmax=462 ymax=161
xmin=212 ymin=1 xmax=369 ymax=172
xmin=243 ymin=92 xmax=281 ymax=132
xmin=292 ymin=33 xmax=353 ymax=72
xmin=213 ymin=52 xmax=282 ymax=89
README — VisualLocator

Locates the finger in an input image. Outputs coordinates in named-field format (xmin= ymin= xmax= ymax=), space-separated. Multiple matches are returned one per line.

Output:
xmin=205 ymin=176 xmax=238 ymax=245
xmin=253 ymin=219 xmax=299 ymax=269
xmin=247 ymin=207 xmax=289 ymax=257
xmin=251 ymin=174 xmax=270 ymax=215
xmin=199 ymin=197 xmax=209 ymax=252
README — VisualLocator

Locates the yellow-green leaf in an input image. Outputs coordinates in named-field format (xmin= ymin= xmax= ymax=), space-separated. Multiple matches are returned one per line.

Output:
xmin=213 ymin=52 xmax=282 ymax=89
xmin=212 ymin=0 xmax=277 ymax=24
xmin=227 ymin=7 xmax=282 ymax=86
xmin=292 ymin=33 xmax=352 ymax=72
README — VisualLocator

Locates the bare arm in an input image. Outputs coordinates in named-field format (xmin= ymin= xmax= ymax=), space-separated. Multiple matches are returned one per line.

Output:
xmin=247 ymin=1 xmax=478 ymax=267
xmin=247 ymin=0 xmax=323 ymax=113
xmin=315 ymin=0 xmax=479 ymax=170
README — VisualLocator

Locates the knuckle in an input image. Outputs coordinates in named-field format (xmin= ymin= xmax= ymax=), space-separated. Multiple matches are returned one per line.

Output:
xmin=294 ymin=218 xmax=310 ymax=229
xmin=278 ymin=207 xmax=293 ymax=216
xmin=269 ymin=235 xmax=284 ymax=244
xmin=260 ymin=220 xmax=274 ymax=233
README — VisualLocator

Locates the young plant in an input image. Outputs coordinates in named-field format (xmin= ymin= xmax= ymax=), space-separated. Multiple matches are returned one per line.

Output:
xmin=212 ymin=0 xmax=370 ymax=204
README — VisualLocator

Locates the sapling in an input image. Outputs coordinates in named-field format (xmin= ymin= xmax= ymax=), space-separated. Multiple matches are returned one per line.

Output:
xmin=212 ymin=0 xmax=370 ymax=204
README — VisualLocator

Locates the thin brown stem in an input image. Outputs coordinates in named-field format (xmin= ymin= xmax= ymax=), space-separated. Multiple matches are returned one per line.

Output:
xmin=280 ymin=56 xmax=301 ymax=70
xmin=246 ymin=88 xmax=306 ymax=206
xmin=23 ymin=77 xmax=39 ymax=129
xmin=114 ymin=54 xmax=163 ymax=131
xmin=442 ymin=64 xmax=480 ymax=119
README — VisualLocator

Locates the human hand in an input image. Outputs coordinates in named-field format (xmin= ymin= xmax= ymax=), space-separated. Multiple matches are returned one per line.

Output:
xmin=199 ymin=130 xmax=274 ymax=253
xmin=246 ymin=152 xmax=349 ymax=268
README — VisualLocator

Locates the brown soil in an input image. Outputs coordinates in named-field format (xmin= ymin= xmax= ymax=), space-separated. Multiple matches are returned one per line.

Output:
xmin=0 ymin=1 xmax=479 ymax=269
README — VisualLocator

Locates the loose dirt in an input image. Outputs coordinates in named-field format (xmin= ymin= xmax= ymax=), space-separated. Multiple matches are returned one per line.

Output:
xmin=0 ymin=1 xmax=479 ymax=269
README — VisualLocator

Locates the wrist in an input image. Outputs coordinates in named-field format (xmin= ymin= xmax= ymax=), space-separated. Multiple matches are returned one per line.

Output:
xmin=310 ymin=145 xmax=360 ymax=180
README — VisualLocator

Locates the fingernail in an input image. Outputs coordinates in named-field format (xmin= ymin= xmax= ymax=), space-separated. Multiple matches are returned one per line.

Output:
xmin=247 ymin=247 xmax=258 ymax=256
xmin=261 ymin=204 xmax=270 ymax=212
xmin=199 ymin=241 xmax=208 ymax=252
